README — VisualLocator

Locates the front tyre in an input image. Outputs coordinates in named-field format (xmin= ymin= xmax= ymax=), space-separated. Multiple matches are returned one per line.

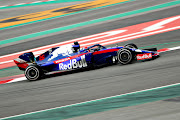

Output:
xmin=124 ymin=43 xmax=138 ymax=49
xmin=117 ymin=48 xmax=133 ymax=65
xmin=25 ymin=65 xmax=43 ymax=81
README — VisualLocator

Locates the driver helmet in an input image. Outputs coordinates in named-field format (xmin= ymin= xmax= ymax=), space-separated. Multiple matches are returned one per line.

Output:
xmin=72 ymin=41 xmax=80 ymax=53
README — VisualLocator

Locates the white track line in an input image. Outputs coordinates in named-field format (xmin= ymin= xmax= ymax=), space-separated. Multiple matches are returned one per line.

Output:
xmin=169 ymin=46 xmax=180 ymax=51
xmin=0 ymin=26 xmax=179 ymax=61
xmin=7 ymin=77 xmax=27 ymax=83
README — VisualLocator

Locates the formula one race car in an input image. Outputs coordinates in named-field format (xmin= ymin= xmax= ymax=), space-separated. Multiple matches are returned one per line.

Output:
xmin=14 ymin=43 xmax=159 ymax=81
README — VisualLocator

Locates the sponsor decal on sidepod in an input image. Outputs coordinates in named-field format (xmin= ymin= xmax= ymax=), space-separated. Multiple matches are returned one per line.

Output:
xmin=59 ymin=55 xmax=87 ymax=70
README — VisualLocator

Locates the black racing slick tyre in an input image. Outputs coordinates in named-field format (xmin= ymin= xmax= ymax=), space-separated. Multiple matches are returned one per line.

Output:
xmin=124 ymin=43 xmax=138 ymax=49
xmin=25 ymin=65 xmax=43 ymax=81
xmin=117 ymin=48 xmax=133 ymax=65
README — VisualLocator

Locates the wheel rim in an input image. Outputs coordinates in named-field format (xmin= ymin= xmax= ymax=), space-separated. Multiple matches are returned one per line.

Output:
xmin=25 ymin=66 xmax=39 ymax=80
xmin=118 ymin=49 xmax=132 ymax=64
xmin=121 ymin=52 xmax=129 ymax=61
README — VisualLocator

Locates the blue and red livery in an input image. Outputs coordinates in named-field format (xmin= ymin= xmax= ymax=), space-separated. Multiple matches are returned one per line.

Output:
xmin=14 ymin=43 xmax=159 ymax=81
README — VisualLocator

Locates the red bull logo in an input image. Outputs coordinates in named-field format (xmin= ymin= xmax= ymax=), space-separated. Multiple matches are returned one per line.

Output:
xmin=59 ymin=55 xmax=87 ymax=70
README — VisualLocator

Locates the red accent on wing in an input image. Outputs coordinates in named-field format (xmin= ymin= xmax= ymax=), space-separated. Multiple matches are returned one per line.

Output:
xmin=14 ymin=60 xmax=29 ymax=69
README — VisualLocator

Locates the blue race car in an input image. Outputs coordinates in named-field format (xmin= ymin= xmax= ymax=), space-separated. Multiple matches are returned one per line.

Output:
xmin=14 ymin=43 xmax=159 ymax=81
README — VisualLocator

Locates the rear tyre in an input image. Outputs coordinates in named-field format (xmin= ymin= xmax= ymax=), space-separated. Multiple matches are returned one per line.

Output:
xmin=25 ymin=65 xmax=43 ymax=81
xmin=117 ymin=48 xmax=133 ymax=65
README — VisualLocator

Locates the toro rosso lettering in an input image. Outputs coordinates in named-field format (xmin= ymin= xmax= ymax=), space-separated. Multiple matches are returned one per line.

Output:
xmin=54 ymin=57 xmax=71 ymax=64
xmin=59 ymin=55 xmax=87 ymax=70
xmin=137 ymin=53 xmax=152 ymax=60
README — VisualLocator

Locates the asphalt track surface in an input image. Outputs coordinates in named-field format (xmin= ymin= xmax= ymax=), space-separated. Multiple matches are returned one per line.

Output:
xmin=0 ymin=0 xmax=180 ymax=119
xmin=67 ymin=96 xmax=180 ymax=120
xmin=0 ymin=0 xmax=47 ymax=6
xmin=0 ymin=0 xmax=88 ymax=19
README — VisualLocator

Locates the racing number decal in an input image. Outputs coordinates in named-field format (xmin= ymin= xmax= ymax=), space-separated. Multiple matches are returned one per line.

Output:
xmin=39 ymin=54 xmax=45 ymax=61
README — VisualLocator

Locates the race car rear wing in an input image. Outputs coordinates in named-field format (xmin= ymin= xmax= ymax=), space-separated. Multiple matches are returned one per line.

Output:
xmin=14 ymin=52 xmax=35 ymax=70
